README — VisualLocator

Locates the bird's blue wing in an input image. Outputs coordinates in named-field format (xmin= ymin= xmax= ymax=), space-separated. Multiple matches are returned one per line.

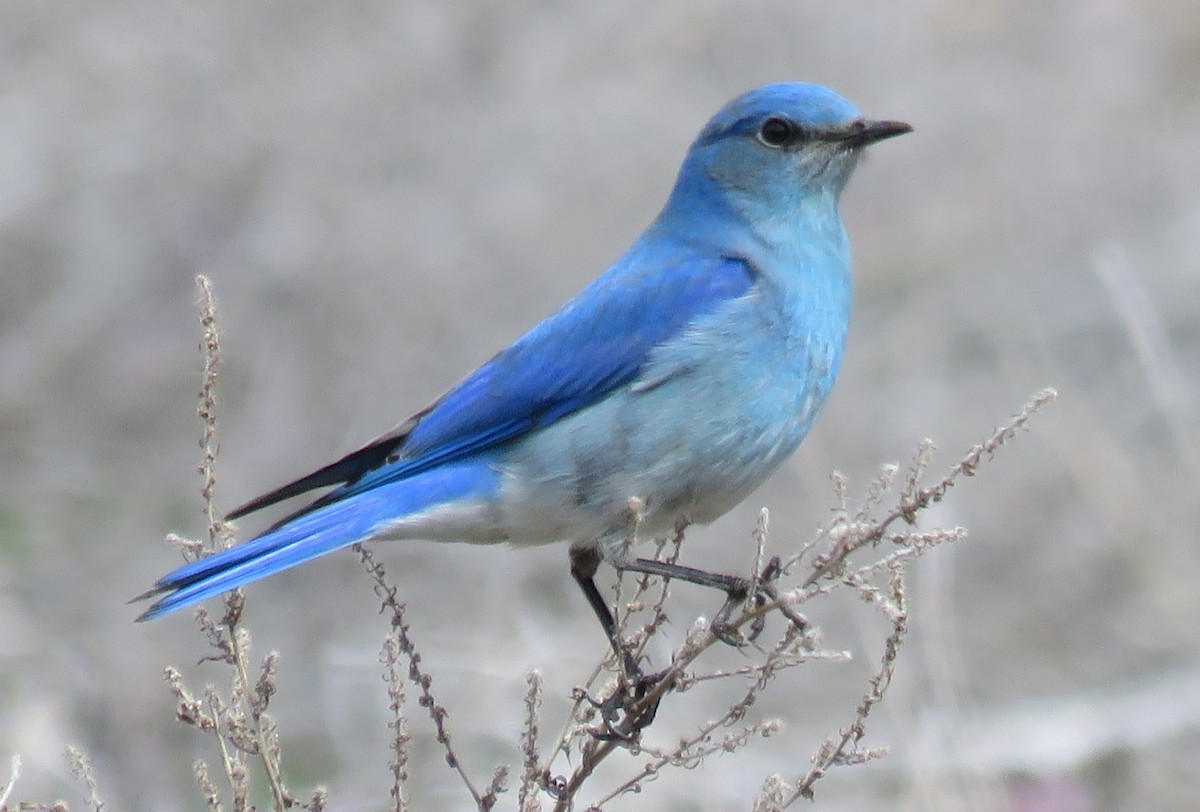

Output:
xmin=228 ymin=252 xmax=756 ymax=523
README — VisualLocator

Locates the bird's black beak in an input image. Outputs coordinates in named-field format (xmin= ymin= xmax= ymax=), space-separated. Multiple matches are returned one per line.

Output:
xmin=832 ymin=118 xmax=912 ymax=149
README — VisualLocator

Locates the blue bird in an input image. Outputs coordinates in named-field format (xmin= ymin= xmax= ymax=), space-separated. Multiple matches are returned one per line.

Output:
xmin=136 ymin=83 xmax=909 ymax=656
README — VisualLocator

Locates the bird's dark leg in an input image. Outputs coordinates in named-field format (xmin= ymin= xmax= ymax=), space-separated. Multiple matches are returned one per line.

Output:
xmin=611 ymin=554 xmax=789 ymax=645
xmin=569 ymin=541 xmax=670 ymax=740
xmin=569 ymin=542 xmax=640 ymax=677
xmin=567 ymin=543 xmax=797 ymax=740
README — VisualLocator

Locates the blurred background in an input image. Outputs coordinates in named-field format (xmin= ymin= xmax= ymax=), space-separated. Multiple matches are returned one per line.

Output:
xmin=2 ymin=1 xmax=1198 ymax=809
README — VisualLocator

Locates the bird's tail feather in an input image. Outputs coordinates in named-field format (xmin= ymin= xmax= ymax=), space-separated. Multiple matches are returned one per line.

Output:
xmin=135 ymin=462 xmax=497 ymax=621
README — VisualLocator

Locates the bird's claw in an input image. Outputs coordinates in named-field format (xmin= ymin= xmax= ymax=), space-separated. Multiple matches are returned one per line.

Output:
xmin=710 ymin=555 xmax=801 ymax=645
xmin=586 ymin=667 xmax=672 ymax=741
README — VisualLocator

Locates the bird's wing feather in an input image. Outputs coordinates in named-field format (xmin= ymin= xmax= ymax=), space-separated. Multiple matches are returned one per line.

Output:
xmin=227 ymin=252 xmax=756 ymax=524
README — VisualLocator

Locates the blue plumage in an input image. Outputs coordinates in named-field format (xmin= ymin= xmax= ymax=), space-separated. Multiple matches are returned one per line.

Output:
xmin=136 ymin=82 xmax=908 ymax=625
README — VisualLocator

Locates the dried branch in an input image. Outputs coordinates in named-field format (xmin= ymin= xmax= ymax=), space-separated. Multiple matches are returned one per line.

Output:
xmin=518 ymin=671 xmax=544 ymax=812
xmin=355 ymin=543 xmax=492 ymax=808
xmin=381 ymin=632 xmax=411 ymax=812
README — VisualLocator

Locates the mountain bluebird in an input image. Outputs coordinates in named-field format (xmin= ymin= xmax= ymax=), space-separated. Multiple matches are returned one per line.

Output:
xmin=136 ymin=83 xmax=909 ymax=657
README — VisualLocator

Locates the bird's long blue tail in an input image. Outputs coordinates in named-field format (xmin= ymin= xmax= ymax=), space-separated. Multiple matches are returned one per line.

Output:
xmin=135 ymin=462 xmax=497 ymax=621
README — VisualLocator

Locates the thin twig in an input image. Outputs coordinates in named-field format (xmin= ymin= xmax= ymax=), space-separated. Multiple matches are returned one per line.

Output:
xmin=518 ymin=671 xmax=544 ymax=811
xmin=792 ymin=563 xmax=908 ymax=802
xmin=355 ymin=543 xmax=487 ymax=807
xmin=0 ymin=754 xmax=18 ymax=810
xmin=63 ymin=748 xmax=102 ymax=810
xmin=183 ymin=275 xmax=293 ymax=811
xmin=794 ymin=388 xmax=1057 ymax=586
xmin=381 ymin=632 xmax=411 ymax=812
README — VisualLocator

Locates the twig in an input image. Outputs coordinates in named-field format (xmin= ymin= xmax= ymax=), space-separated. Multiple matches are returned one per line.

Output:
xmin=228 ymin=634 xmax=290 ymax=810
xmin=0 ymin=754 xmax=20 ymax=809
xmin=355 ymin=543 xmax=489 ymax=808
xmin=793 ymin=388 xmax=1057 ymax=586
xmin=381 ymin=632 xmax=411 ymax=812
xmin=65 ymin=746 xmax=104 ymax=812
xmin=517 ymin=671 xmax=544 ymax=811
xmin=792 ymin=563 xmax=907 ymax=802
xmin=194 ymin=759 xmax=223 ymax=812
xmin=161 ymin=275 xmax=296 ymax=811
xmin=195 ymin=274 xmax=234 ymax=553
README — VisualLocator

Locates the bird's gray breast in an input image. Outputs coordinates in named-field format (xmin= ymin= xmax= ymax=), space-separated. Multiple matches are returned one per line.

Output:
xmin=497 ymin=283 xmax=844 ymax=544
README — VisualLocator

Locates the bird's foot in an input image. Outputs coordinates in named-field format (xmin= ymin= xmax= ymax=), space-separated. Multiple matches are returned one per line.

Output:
xmin=585 ymin=666 xmax=674 ymax=742
xmin=710 ymin=556 xmax=806 ymax=645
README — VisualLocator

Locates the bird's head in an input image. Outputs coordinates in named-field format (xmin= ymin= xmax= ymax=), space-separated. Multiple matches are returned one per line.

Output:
xmin=664 ymin=83 xmax=910 ymax=236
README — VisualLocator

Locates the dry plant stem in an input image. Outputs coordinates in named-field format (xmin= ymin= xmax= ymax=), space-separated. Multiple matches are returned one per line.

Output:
xmin=551 ymin=639 xmax=704 ymax=810
xmin=194 ymin=759 xmax=223 ymax=812
xmin=680 ymin=644 xmax=850 ymax=687
xmin=588 ymin=630 xmax=797 ymax=808
xmin=517 ymin=672 xmax=543 ymax=812
xmin=790 ymin=565 xmax=907 ymax=803
xmin=381 ymin=634 xmax=411 ymax=812
xmin=202 ymin=686 xmax=245 ymax=809
xmin=727 ymin=524 xmax=965 ymax=646
xmin=228 ymin=630 xmax=290 ymax=810
xmin=549 ymin=514 xmax=777 ymax=804
xmin=307 ymin=787 xmax=329 ymax=811
xmin=480 ymin=766 xmax=510 ymax=811
xmin=0 ymin=755 xmax=19 ymax=809
xmin=193 ymin=275 xmax=291 ymax=811
xmin=544 ymin=657 xmax=610 ymax=779
xmin=750 ymin=508 xmax=769 ymax=594
xmin=795 ymin=387 xmax=1057 ymax=587
xmin=354 ymin=544 xmax=489 ymax=809
xmin=164 ymin=668 xmax=228 ymax=809
xmin=196 ymin=275 xmax=231 ymax=553
xmin=551 ymin=519 xmax=794 ymax=809
xmin=65 ymin=746 xmax=104 ymax=812
xmin=582 ymin=621 xmax=808 ymax=807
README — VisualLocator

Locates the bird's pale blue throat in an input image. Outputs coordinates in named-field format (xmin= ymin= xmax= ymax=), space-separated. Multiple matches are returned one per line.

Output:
xmin=136 ymin=83 xmax=909 ymax=681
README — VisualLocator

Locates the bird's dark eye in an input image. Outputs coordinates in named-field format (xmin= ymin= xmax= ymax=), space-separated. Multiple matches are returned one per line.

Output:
xmin=757 ymin=116 xmax=799 ymax=148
